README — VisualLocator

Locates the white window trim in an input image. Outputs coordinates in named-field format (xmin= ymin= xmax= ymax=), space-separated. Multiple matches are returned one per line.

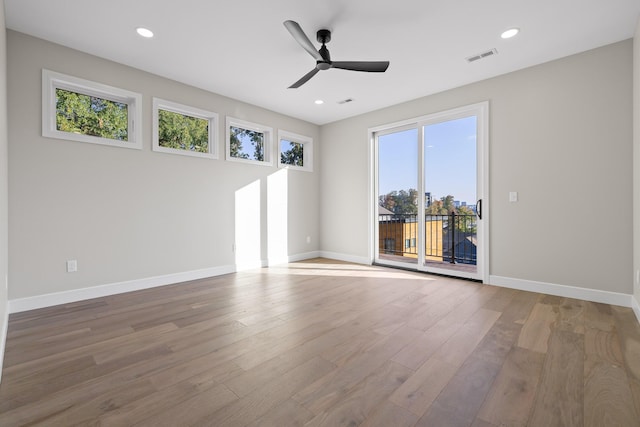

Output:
xmin=42 ymin=69 xmax=142 ymax=149
xmin=225 ymin=116 xmax=273 ymax=166
xmin=277 ymin=130 xmax=313 ymax=172
xmin=152 ymin=98 xmax=219 ymax=159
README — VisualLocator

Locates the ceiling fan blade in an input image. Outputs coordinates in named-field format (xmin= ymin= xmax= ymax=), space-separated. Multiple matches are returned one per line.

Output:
xmin=331 ymin=61 xmax=390 ymax=72
xmin=284 ymin=20 xmax=323 ymax=62
xmin=289 ymin=68 xmax=320 ymax=89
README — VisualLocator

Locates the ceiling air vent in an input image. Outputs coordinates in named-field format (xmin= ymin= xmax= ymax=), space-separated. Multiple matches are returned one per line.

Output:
xmin=466 ymin=48 xmax=498 ymax=63
xmin=338 ymin=98 xmax=354 ymax=104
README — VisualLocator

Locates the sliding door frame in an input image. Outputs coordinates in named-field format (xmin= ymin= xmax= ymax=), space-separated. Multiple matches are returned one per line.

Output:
xmin=368 ymin=101 xmax=490 ymax=283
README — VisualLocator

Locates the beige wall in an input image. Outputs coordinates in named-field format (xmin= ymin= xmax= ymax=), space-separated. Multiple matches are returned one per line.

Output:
xmin=634 ymin=18 xmax=640 ymax=309
xmin=7 ymin=31 xmax=320 ymax=300
xmin=321 ymin=40 xmax=633 ymax=294
xmin=0 ymin=0 xmax=9 ymax=373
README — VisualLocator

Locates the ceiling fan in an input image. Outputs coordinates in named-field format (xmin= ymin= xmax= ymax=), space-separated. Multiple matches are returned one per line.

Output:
xmin=283 ymin=20 xmax=390 ymax=89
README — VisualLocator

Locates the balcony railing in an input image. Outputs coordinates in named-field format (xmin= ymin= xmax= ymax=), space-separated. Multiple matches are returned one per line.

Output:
xmin=378 ymin=212 xmax=477 ymax=265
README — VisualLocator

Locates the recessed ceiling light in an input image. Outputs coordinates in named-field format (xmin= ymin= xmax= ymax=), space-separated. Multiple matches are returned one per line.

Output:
xmin=501 ymin=28 xmax=519 ymax=39
xmin=314 ymin=100 xmax=324 ymax=105
xmin=136 ymin=27 xmax=154 ymax=38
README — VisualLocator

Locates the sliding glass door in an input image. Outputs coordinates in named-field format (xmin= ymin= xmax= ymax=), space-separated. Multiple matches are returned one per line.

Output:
xmin=373 ymin=103 xmax=488 ymax=281
xmin=377 ymin=127 xmax=419 ymax=267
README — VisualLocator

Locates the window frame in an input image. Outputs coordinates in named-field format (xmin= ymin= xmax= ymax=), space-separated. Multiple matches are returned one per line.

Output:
xmin=225 ymin=117 xmax=273 ymax=166
xmin=42 ymin=69 xmax=142 ymax=149
xmin=152 ymin=98 xmax=219 ymax=159
xmin=277 ymin=130 xmax=313 ymax=172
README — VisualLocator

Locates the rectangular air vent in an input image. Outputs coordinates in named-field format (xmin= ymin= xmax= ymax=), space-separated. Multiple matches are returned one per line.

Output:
xmin=466 ymin=48 xmax=498 ymax=63
xmin=338 ymin=98 xmax=353 ymax=104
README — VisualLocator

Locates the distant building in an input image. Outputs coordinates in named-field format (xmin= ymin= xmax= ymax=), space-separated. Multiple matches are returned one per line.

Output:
xmin=378 ymin=205 xmax=394 ymax=222
xmin=442 ymin=231 xmax=477 ymax=265
xmin=378 ymin=208 xmax=443 ymax=260
xmin=378 ymin=209 xmax=477 ymax=265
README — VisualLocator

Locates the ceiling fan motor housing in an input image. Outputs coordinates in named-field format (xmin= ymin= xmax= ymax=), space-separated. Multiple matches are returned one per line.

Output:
xmin=316 ymin=29 xmax=331 ymax=44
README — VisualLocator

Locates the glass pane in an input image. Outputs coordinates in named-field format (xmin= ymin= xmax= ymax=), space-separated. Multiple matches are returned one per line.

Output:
xmin=230 ymin=126 xmax=264 ymax=161
xmin=280 ymin=139 xmax=304 ymax=166
xmin=378 ymin=128 xmax=418 ymax=264
xmin=55 ymin=88 xmax=128 ymax=141
xmin=158 ymin=109 xmax=209 ymax=153
xmin=424 ymin=116 xmax=477 ymax=271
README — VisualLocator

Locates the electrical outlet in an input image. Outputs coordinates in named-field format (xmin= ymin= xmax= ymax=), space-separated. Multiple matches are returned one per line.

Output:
xmin=306 ymin=236 xmax=311 ymax=244
xmin=66 ymin=260 xmax=77 ymax=273
xmin=509 ymin=192 xmax=518 ymax=202
xmin=636 ymin=269 xmax=640 ymax=285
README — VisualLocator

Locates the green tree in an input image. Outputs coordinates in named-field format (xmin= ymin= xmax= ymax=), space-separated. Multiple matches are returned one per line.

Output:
xmin=158 ymin=109 xmax=208 ymax=153
xmin=56 ymin=88 xmax=128 ymax=141
xmin=457 ymin=205 xmax=474 ymax=216
xmin=441 ymin=195 xmax=455 ymax=213
xmin=425 ymin=195 xmax=457 ymax=215
xmin=280 ymin=141 xmax=304 ymax=166
xmin=379 ymin=192 xmax=397 ymax=212
xmin=425 ymin=199 xmax=446 ymax=215
xmin=425 ymin=196 xmax=477 ymax=233
xmin=230 ymin=127 xmax=264 ymax=161
xmin=456 ymin=205 xmax=477 ymax=233
xmin=379 ymin=189 xmax=418 ymax=215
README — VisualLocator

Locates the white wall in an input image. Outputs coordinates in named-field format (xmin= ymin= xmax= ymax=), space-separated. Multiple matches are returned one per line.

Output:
xmin=7 ymin=31 xmax=320 ymax=302
xmin=321 ymin=40 xmax=633 ymax=295
xmin=0 ymin=0 xmax=10 ymax=375
xmin=634 ymin=18 xmax=640 ymax=314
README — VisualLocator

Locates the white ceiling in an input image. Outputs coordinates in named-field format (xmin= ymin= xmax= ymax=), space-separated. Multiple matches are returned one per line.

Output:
xmin=5 ymin=0 xmax=640 ymax=125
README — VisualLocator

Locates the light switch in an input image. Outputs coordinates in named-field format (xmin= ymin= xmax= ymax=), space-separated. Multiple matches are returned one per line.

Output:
xmin=66 ymin=259 xmax=77 ymax=273
xmin=509 ymin=192 xmax=518 ymax=202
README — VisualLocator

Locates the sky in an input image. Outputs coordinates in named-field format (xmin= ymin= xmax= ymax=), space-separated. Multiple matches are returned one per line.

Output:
xmin=378 ymin=115 xmax=477 ymax=205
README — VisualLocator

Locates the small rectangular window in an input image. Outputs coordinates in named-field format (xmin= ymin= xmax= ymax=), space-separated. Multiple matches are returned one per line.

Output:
xmin=42 ymin=69 xmax=142 ymax=149
xmin=278 ymin=130 xmax=313 ymax=172
xmin=152 ymin=98 xmax=218 ymax=159
xmin=55 ymin=88 xmax=129 ymax=140
xmin=226 ymin=117 xmax=273 ymax=166
xmin=405 ymin=239 xmax=411 ymax=249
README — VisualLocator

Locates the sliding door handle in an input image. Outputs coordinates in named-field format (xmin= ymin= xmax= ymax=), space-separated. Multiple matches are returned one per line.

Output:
xmin=477 ymin=199 xmax=482 ymax=220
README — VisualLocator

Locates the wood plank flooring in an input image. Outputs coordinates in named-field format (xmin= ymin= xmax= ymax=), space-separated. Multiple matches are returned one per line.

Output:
xmin=1 ymin=258 xmax=639 ymax=426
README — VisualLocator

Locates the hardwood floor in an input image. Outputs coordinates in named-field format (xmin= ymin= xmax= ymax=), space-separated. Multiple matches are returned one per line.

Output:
xmin=1 ymin=258 xmax=639 ymax=426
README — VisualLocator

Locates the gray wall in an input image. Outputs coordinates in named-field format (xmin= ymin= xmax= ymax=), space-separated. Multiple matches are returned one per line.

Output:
xmin=0 ymin=0 xmax=9 ymax=373
xmin=321 ymin=40 xmax=633 ymax=294
xmin=7 ymin=31 xmax=320 ymax=300
xmin=4 ymin=29 xmax=637 ymax=303
xmin=634 ymin=18 xmax=640 ymax=307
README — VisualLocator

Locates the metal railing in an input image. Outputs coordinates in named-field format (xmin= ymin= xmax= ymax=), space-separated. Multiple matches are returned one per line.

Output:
xmin=378 ymin=212 xmax=477 ymax=265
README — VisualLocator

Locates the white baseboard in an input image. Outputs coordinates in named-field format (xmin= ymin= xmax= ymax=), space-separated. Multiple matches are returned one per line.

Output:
xmin=287 ymin=251 xmax=321 ymax=263
xmin=489 ymin=275 xmax=632 ymax=308
xmin=235 ymin=260 xmax=268 ymax=271
xmin=318 ymin=251 xmax=371 ymax=265
xmin=9 ymin=264 xmax=236 ymax=313
xmin=0 ymin=301 xmax=8 ymax=383
xmin=268 ymin=251 xmax=321 ymax=266
xmin=7 ymin=251 xmax=324 ymax=314
xmin=632 ymin=295 xmax=640 ymax=324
